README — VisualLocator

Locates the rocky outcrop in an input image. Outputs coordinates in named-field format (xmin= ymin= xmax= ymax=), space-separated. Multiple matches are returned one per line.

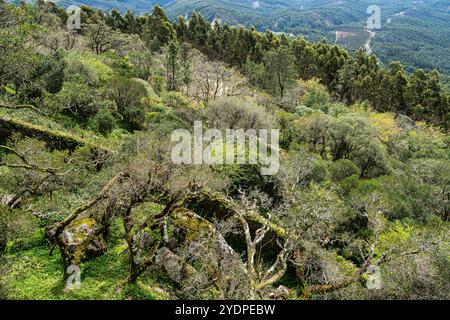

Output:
xmin=153 ymin=208 xmax=249 ymax=298
xmin=55 ymin=218 xmax=107 ymax=266
xmin=154 ymin=247 xmax=198 ymax=284
xmin=269 ymin=285 xmax=291 ymax=300
xmin=168 ymin=208 xmax=244 ymax=271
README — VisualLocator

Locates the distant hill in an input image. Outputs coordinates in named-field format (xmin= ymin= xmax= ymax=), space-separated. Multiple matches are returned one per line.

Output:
xmin=51 ymin=0 xmax=167 ymax=14
xmin=36 ymin=0 xmax=450 ymax=76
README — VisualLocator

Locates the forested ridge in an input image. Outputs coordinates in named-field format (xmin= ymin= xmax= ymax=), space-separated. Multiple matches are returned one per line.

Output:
xmin=52 ymin=0 xmax=450 ymax=83
xmin=0 ymin=1 xmax=449 ymax=300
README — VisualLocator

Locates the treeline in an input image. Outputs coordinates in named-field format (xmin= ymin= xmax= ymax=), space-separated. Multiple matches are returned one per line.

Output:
xmin=1 ymin=2 xmax=448 ymax=129
xmin=81 ymin=5 xmax=450 ymax=129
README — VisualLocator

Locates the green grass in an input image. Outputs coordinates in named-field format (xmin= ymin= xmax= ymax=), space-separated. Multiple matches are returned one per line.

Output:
xmin=1 ymin=234 xmax=172 ymax=300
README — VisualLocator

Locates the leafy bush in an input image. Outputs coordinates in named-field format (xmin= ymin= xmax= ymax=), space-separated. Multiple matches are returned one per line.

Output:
xmin=147 ymin=112 xmax=189 ymax=137
xmin=65 ymin=51 xmax=113 ymax=85
xmin=204 ymin=97 xmax=276 ymax=130
xmin=295 ymin=105 xmax=321 ymax=117
xmin=331 ymin=159 xmax=361 ymax=181
xmin=302 ymin=86 xmax=331 ymax=113
xmin=0 ymin=206 xmax=39 ymax=254
xmin=108 ymin=76 xmax=148 ymax=115
xmin=161 ymin=91 xmax=189 ymax=109
xmin=48 ymin=82 xmax=99 ymax=120
xmin=39 ymin=51 xmax=65 ymax=94
xmin=96 ymin=111 xmax=116 ymax=135
xmin=122 ymin=106 xmax=145 ymax=131
xmin=310 ymin=160 xmax=330 ymax=183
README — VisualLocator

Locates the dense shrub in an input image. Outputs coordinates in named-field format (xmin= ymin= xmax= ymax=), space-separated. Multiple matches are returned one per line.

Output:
xmin=96 ymin=111 xmax=116 ymax=135
xmin=122 ymin=106 xmax=145 ymax=131
xmin=204 ymin=97 xmax=276 ymax=130
xmin=330 ymin=159 xmax=361 ymax=182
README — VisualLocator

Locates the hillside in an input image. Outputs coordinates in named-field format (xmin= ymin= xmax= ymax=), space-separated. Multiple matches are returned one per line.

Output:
xmin=0 ymin=1 xmax=449 ymax=301
xmin=50 ymin=0 xmax=450 ymax=78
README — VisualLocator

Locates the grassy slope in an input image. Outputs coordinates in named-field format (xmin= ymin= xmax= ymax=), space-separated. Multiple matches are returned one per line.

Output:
xmin=2 ymin=227 xmax=173 ymax=300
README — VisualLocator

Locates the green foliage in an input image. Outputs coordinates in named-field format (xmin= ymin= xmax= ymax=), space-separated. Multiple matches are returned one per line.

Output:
xmin=144 ymin=5 xmax=176 ymax=51
xmin=263 ymin=46 xmax=296 ymax=99
xmin=330 ymin=159 xmax=361 ymax=182
xmin=146 ymin=111 xmax=188 ymax=137
xmin=302 ymin=86 xmax=331 ymax=113
xmin=38 ymin=51 xmax=66 ymax=94
xmin=294 ymin=113 xmax=390 ymax=178
xmin=0 ymin=240 xmax=171 ymax=300
xmin=108 ymin=76 xmax=148 ymax=115
xmin=65 ymin=51 xmax=113 ymax=85
xmin=161 ymin=91 xmax=189 ymax=110
xmin=165 ymin=40 xmax=180 ymax=91
xmin=244 ymin=59 xmax=268 ymax=89
xmin=122 ymin=106 xmax=145 ymax=131
xmin=0 ymin=1 xmax=449 ymax=301
xmin=204 ymin=97 xmax=276 ymax=130
xmin=48 ymin=82 xmax=98 ymax=120
xmin=0 ymin=206 xmax=40 ymax=255
xmin=95 ymin=111 xmax=116 ymax=135
xmin=310 ymin=160 xmax=330 ymax=184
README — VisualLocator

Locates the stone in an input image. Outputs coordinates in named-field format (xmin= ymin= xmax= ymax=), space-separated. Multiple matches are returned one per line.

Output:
xmin=154 ymin=247 xmax=197 ymax=284
xmin=157 ymin=208 xmax=250 ymax=298
xmin=269 ymin=285 xmax=290 ymax=300
xmin=57 ymin=218 xmax=107 ymax=265
xmin=0 ymin=194 xmax=14 ymax=205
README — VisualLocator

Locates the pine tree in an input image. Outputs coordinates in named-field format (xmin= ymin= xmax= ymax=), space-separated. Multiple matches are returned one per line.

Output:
xmin=388 ymin=62 xmax=407 ymax=113
xmin=144 ymin=5 xmax=175 ymax=51
xmin=264 ymin=46 xmax=296 ymax=99
xmin=405 ymin=69 xmax=428 ymax=119
xmin=426 ymin=69 xmax=444 ymax=120
xmin=124 ymin=10 xmax=140 ymax=34
xmin=176 ymin=15 xmax=189 ymax=41
xmin=165 ymin=40 xmax=180 ymax=91
xmin=291 ymin=37 xmax=317 ymax=80
xmin=109 ymin=9 xmax=124 ymax=30
xmin=179 ymin=43 xmax=193 ymax=93
xmin=191 ymin=12 xmax=210 ymax=47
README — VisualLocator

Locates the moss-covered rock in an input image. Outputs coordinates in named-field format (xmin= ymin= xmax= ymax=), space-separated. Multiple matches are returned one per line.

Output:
xmin=57 ymin=218 xmax=107 ymax=266
xmin=163 ymin=208 xmax=248 ymax=297
xmin=154 ymin=247 xmax=198 ymax=284
xmin=0 ymin=117 xmax=111 ymax=153
xmin=170 ymin=208 xmax=216 ymax=242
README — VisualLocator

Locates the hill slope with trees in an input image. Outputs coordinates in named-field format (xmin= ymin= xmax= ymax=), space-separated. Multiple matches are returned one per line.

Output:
xmin=0 ymin=1 xmax=449 ymax=300
xmin=53 ymin=0 xmax=450 ymax=80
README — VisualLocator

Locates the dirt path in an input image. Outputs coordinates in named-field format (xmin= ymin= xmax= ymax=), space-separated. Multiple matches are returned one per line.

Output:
xmin=364 ymin=10 xmax=407 ymax=55
xmin=364 ymin=29 xmax=376 ymax=54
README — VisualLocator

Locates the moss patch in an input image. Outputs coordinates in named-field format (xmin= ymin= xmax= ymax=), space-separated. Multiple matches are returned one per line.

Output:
xmin=1 ymin=238 xmax=172 ymax=300
xmin=0 ymin=117 xmax=112 ymax=153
